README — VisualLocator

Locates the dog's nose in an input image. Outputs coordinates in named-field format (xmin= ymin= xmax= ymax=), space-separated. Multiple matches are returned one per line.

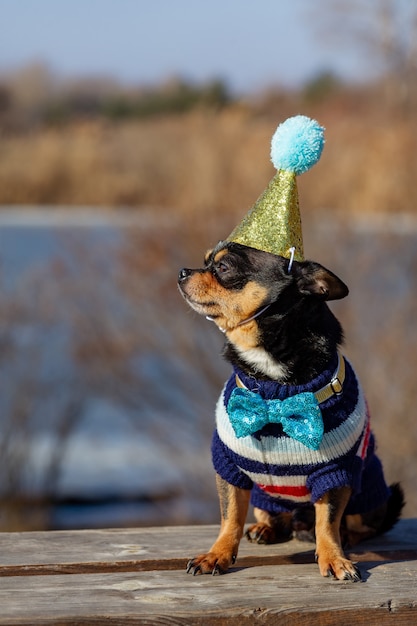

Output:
xmin=178 ymin=268 xmax=193 ymax=282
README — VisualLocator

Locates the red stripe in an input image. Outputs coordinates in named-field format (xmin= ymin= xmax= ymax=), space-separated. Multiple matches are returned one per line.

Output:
xmin=357 ymin=404 xmax=371 ymax=460
xmin=258 ymin=484 xmax=310 ymax=497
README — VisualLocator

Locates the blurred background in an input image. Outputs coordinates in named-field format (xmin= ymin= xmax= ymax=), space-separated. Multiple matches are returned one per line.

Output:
xmin=0 ymin=0 xmax=416 ymax=531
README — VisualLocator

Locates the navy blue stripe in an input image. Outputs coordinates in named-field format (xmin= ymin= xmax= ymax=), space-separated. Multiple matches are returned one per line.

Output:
xmin=212 ymin=428 xmax=364 ymax=485
xmin=211 ymin=429 xmax=253 ymax=489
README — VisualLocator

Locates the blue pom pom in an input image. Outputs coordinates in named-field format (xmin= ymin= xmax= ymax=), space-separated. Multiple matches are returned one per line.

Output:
xmin=270 ymin=115 xmax=325 ymax=175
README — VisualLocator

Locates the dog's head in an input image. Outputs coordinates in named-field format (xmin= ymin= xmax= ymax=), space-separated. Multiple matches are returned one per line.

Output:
xmin=178 ymin=241 xmax=348 ymax=332
xmin=178 ymin=241 xmax=349 ymax=379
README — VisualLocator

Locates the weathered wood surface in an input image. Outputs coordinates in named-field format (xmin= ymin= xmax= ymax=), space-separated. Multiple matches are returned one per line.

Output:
xmin=1 ymin=519 xmax=417 ymax=625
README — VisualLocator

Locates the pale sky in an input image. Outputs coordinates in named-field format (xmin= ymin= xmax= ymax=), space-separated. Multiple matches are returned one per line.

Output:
xmin=0 ymin=0 xmax=411 ymax=93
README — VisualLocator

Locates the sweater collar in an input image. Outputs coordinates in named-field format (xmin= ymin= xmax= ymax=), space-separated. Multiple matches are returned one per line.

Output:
xmin=232 ymin=352 xmax=340 ymax=402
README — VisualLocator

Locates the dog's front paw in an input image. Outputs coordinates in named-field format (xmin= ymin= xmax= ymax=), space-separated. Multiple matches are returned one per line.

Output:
xmin=315 ymin=550 xmax=361 ymax=582
xmin=186 ymin=552 xmax=236 ymax=576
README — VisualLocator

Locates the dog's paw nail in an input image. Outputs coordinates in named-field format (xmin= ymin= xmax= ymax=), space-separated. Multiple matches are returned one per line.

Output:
xmin=344 ymin=566 xmax=362 ymax=582
xmin=212 ymin=563 xmax=223 ymax=576
xmin=186 ymin=560 xmax=202 ymax=576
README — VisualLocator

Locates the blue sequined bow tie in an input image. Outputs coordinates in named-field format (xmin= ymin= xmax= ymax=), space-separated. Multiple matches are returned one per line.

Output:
xmin=227 ymin=387 xmax=324 ymax=450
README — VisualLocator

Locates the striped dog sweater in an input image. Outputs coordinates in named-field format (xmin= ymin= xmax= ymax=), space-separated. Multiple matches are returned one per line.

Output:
xmin=211 ymin=353 xmax=390 ymax=515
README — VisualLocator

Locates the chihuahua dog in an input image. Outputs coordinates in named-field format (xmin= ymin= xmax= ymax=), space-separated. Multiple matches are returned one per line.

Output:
xmin=178 ymin=241 xmax=404 ymax=581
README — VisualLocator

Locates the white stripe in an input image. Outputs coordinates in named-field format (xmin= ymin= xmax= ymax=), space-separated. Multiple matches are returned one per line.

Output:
xmin=239 ymin=470 xmax=307 ymax=487
xmin=216 ymin=384 xmax=366 ymax=467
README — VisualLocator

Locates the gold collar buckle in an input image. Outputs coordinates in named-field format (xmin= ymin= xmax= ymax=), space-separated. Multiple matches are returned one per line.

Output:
xmin=330 ymin=376 xmax=343 ymax=395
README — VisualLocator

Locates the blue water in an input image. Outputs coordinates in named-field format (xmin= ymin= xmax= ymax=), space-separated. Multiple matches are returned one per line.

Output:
xmin=0 ymin=214 xmax=121 ymax=284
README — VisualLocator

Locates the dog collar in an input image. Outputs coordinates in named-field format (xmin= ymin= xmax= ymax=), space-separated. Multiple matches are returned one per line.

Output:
xmin=206 ymin=303 xmax=272 ymax=334
xmin=236 ymin=304 xmax=272 ymax=327
xmin=235 ymin=353 xmax=346 ymax=405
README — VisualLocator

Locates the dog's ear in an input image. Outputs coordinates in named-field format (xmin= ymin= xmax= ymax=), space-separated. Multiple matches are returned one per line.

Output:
xmin=294 ymin=261 xmax=349 ymax=301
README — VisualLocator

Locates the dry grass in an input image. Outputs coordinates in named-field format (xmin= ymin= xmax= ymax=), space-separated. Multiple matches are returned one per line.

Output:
xmin=0 ymin=103 xmax=416 ymax=220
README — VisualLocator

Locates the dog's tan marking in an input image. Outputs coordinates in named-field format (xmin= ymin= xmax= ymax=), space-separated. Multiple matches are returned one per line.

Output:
xmin=187 ymin=476 xmax=250 ymax=575
xmin=343 ymin=513 xmax=379 ymax=546
xmin=227 ymin=321 xmax=259 ymax=349
xmin=213 ymin=249 xmax=229 ymax=264
xmin=315 ymin=487 xmax=361 ymax=581
xmin=204 ymin=249 xmax=214 ymax=264
xmin=182 ymin=273 xmax=269 ymax=335
xmin=222 ymin=282 xmax=268 ymax=331
xmin=345 ymin=513 xmax=374 ymax=535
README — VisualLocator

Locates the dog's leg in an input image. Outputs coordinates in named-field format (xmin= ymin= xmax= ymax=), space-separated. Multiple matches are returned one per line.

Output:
xmin=186 ymin=474 xmax=250 ymax=575
xmin=343 ymin=482 xmax=405 ymax=547
xmin=246 ymin=508 xmax=293 ymax=544
xmin=314 ymin=486 xmax=361 ymax=581
xmin=343 ymin=513 xmax=382 ymax=546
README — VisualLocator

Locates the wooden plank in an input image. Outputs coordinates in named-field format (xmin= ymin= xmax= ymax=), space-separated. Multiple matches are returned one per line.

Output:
xmin=0 ymin=560 xmax=417 ymax=625
xmin=1 ymin=519 xmax=416 ymax=577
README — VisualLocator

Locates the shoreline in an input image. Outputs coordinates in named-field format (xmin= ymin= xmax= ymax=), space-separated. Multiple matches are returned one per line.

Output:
xmin=0 ymin=206 xmax=416 ymax=234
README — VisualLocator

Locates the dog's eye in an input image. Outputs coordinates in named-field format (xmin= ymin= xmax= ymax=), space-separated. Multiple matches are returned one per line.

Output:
xmin=215 ymin=261 xmax=229 ymax=275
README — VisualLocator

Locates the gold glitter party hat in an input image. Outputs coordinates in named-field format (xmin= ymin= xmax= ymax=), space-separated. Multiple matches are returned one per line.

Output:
xmin=227 ymin=115 xmax=325 ymax=261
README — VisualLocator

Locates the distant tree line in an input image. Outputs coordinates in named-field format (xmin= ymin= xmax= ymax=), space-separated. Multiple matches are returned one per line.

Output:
xmin=0 ymin=65 xmax=232 ymax=130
